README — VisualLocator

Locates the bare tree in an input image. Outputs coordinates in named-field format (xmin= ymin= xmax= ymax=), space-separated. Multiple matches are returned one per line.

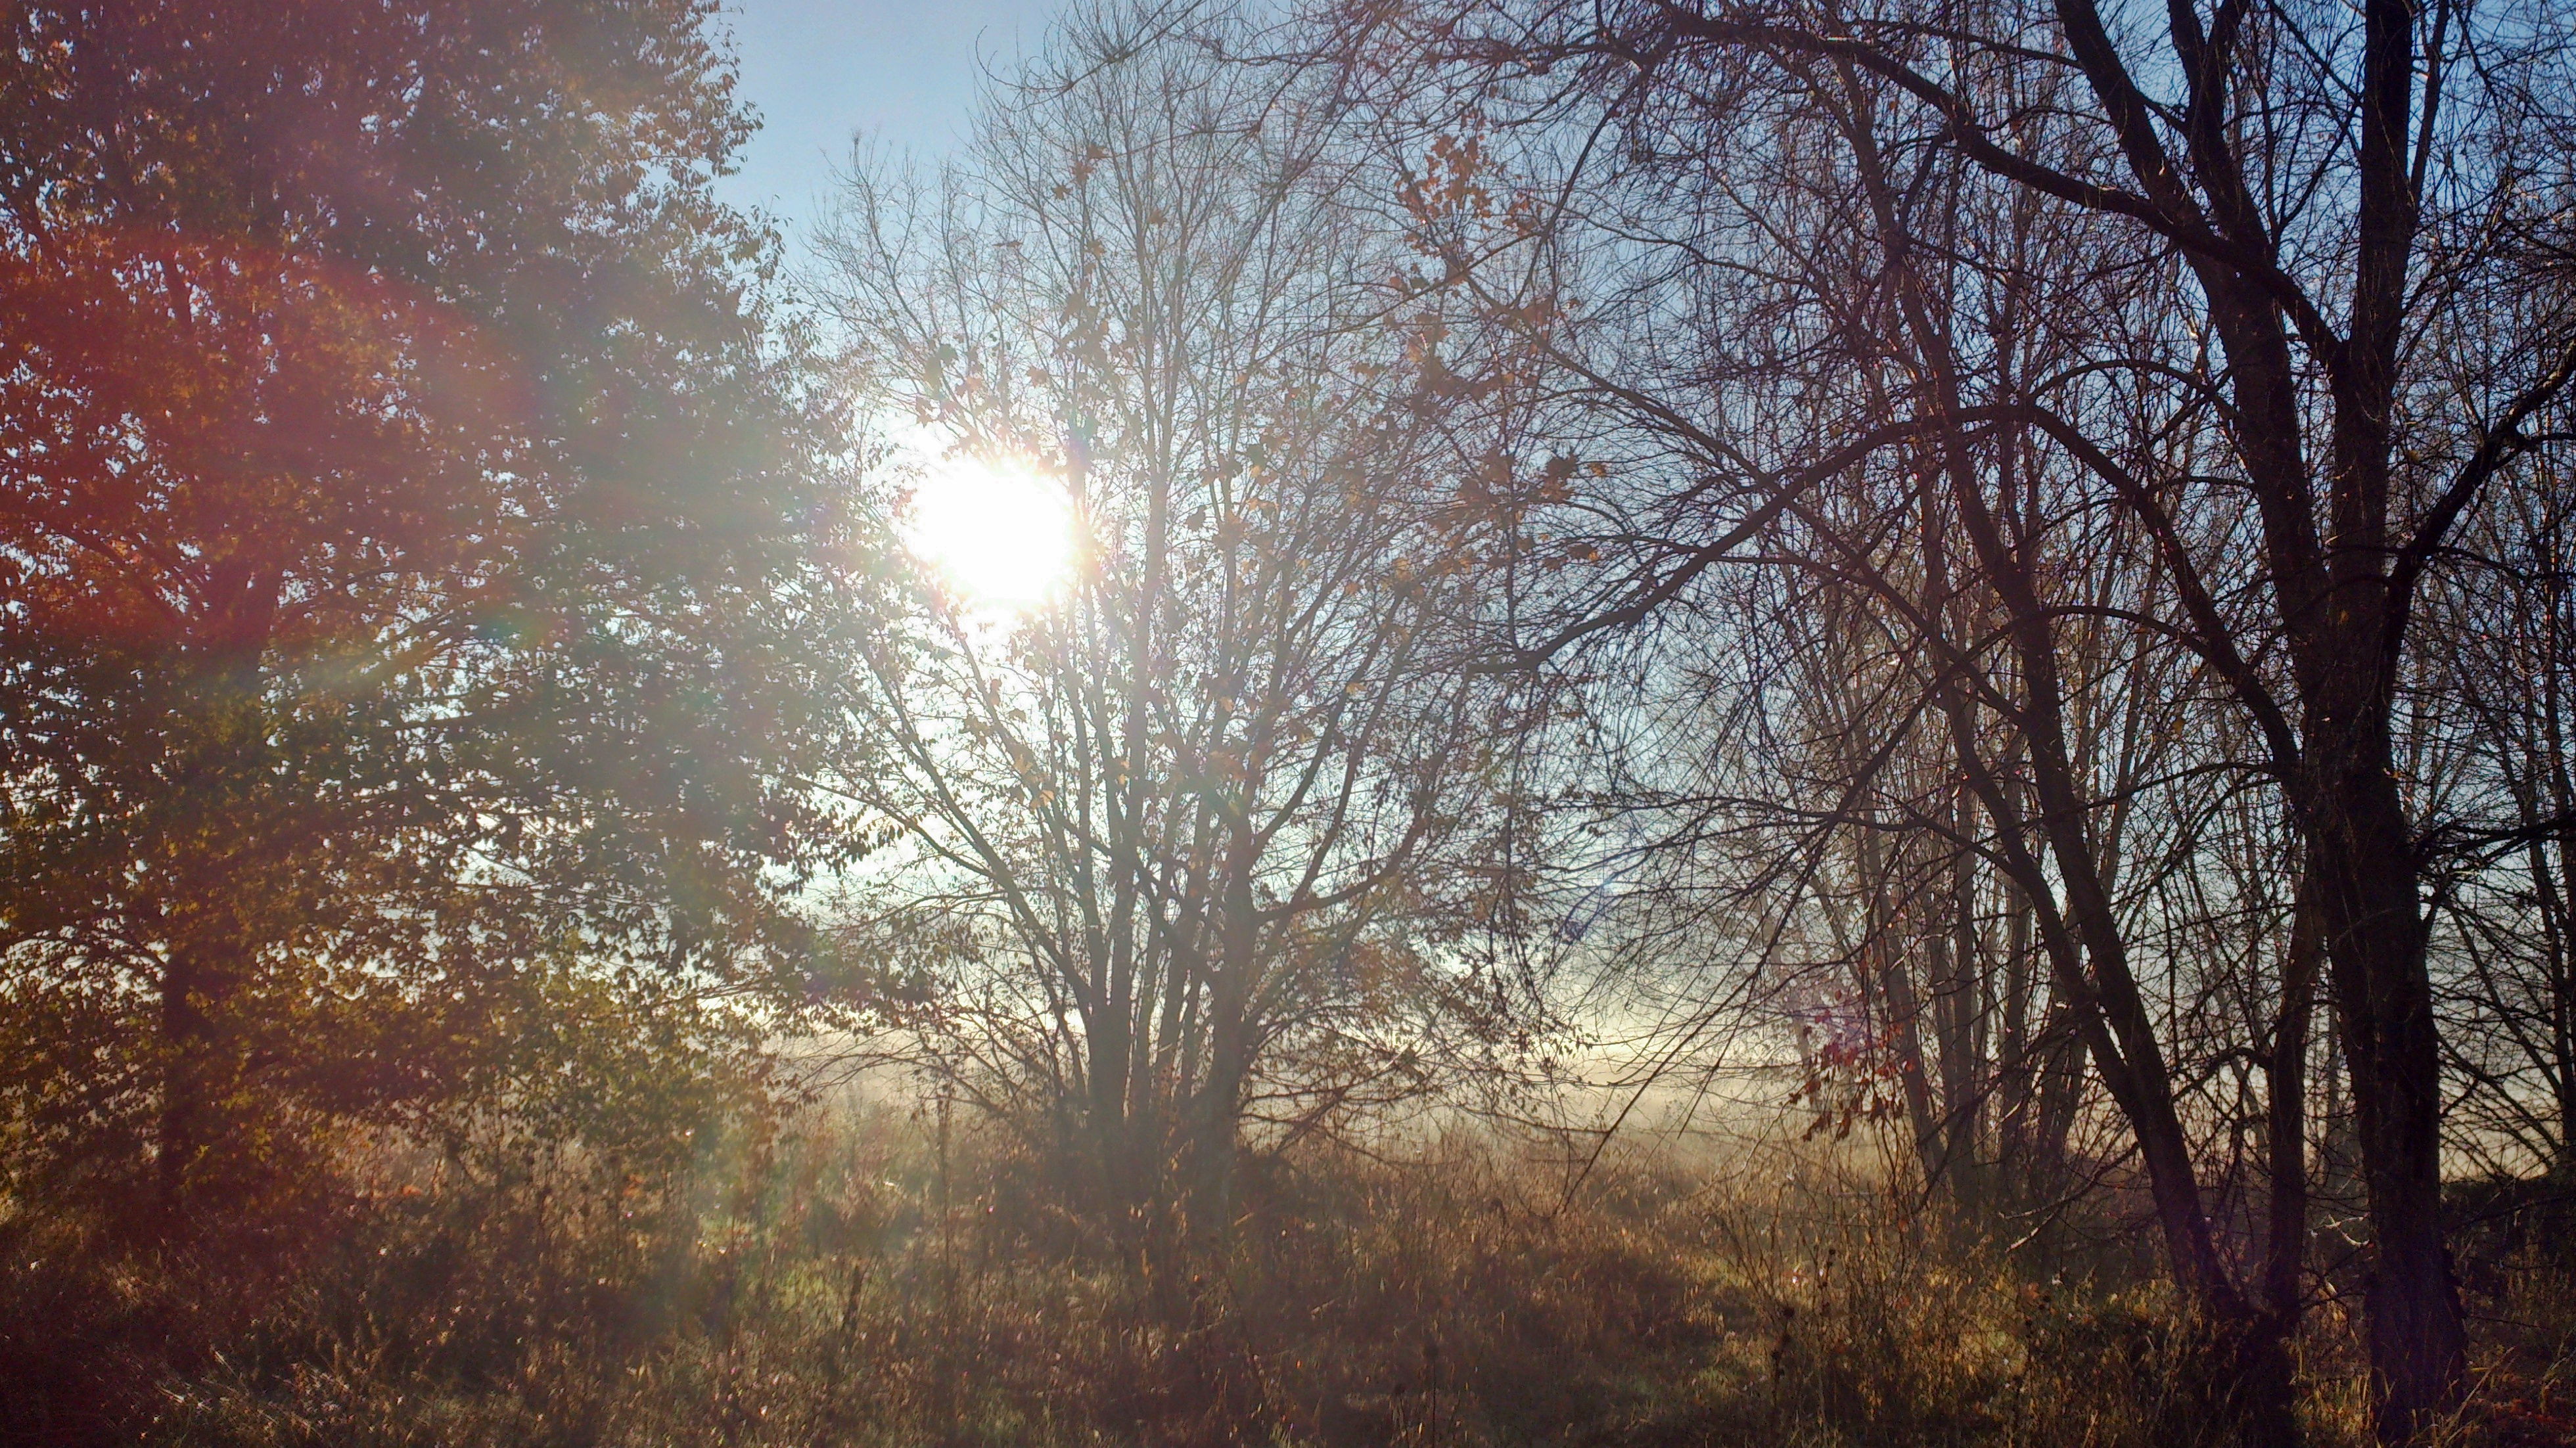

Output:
xmin=1306 ymin=0 xmax=2576 ymax=1435
xmin=2424 ymin=430 xmax=2576 ymax=1179
xmin=818 ymin=9 xmax=1529 ymax=1244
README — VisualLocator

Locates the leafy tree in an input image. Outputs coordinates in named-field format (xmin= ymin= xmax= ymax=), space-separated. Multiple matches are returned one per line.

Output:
xmin=0 ymin=0 xmax=848 ymax=1240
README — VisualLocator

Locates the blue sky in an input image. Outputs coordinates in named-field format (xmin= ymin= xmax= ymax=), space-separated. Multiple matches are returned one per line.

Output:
xmin=711 ymin=0 xmax=1064 ymax=242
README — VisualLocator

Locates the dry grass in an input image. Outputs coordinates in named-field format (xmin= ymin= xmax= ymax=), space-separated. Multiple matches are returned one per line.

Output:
xmin=3 ymin=1097 xmax=2568 ymax=1447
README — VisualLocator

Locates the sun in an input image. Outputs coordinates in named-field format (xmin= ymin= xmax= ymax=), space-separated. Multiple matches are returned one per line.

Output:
xmin=905 ymin=452 xmax=1076 ymax=614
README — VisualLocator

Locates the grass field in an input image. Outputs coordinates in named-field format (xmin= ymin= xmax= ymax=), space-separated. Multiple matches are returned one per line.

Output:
xmin=9 ymin=1093 xmax=2568 ymax=1448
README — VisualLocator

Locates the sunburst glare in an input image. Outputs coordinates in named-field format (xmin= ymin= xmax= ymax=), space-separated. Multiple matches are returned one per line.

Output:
xmin=905 ymin=451 xmax=1075 ymax=614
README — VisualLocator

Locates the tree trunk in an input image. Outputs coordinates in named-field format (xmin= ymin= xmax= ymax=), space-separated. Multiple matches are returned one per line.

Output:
xmin=1193 ymin=848 xmax=1260 ymax=1237
xmin=2313 ymin=754 xmax=2467 ymax=1441
xmin=154 ymin=628 xmax=272 ymax=1242
xmin=155 ymin=944 xmax=212 ymax=1232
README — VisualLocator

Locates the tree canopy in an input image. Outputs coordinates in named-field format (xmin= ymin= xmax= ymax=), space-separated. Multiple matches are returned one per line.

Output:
xmin=0 ymin=0 xmax=849 ymax=1236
